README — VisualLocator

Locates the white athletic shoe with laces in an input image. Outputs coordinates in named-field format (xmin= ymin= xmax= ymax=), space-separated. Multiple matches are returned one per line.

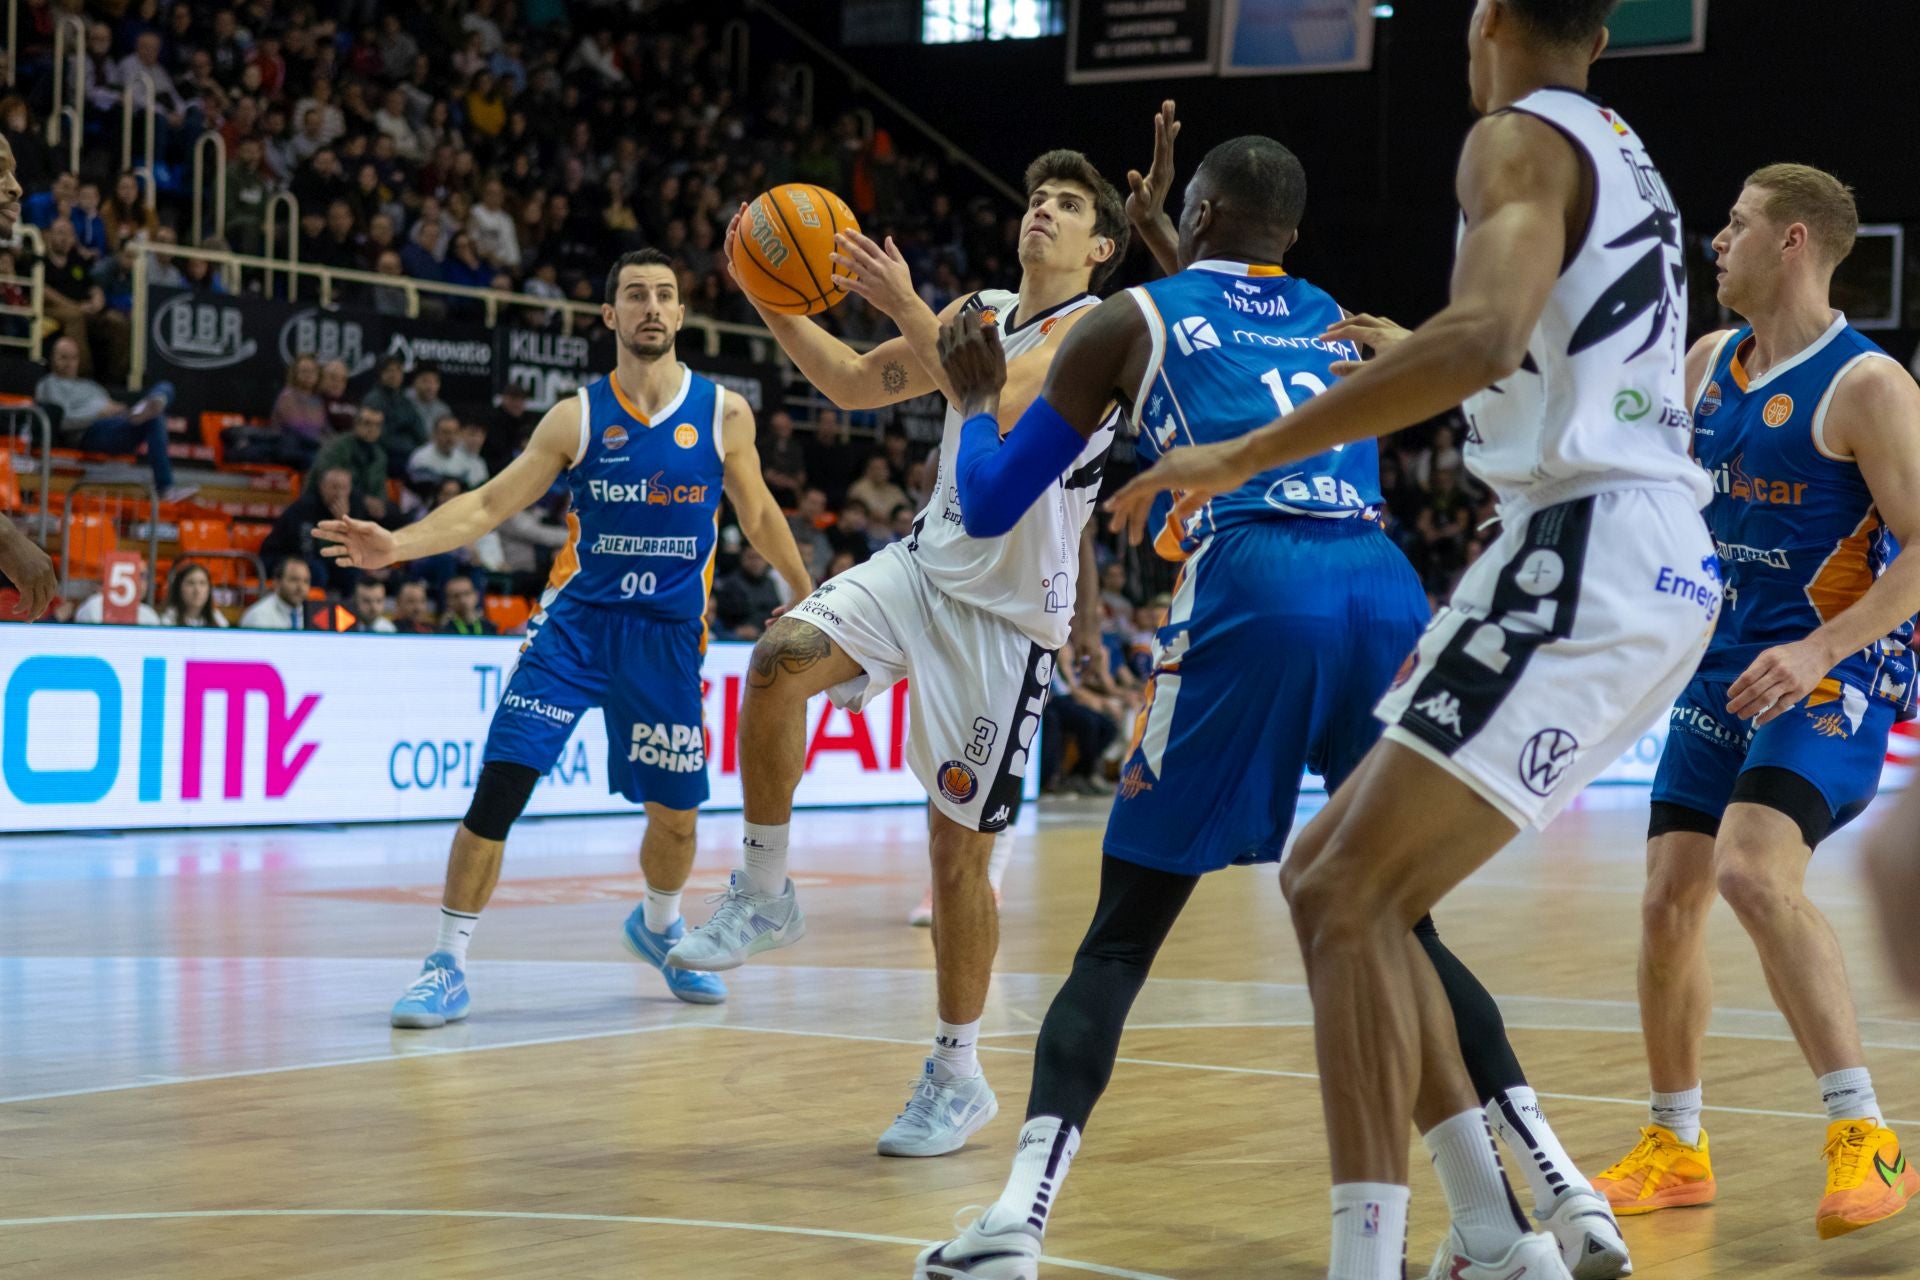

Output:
xmin=1539 ymin=1186 xmax=1632 ymax=1278
xmin=665 ymin=871 xmax=806 ymax=972
xmin=1425 ymin=1228 xmax=1576 ymax=1280
xmin=878 ymin=1060 xmax=998 ymax=1157
xmin=913 ymin=1206 xmax=1041 ymax=1279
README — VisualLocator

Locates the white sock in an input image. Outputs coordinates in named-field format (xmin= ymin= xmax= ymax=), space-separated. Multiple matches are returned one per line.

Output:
xmin=1819 ymin=1068 xmax=1881 ymax=1126
xmin=988 ymin=1116 xmax=1080 ymax=1236
xmin=931 ymin=1017 xmax=981 ymax=1082
xmin=1424 ymin=1110 xmax=1529 ymax=1259
xmin=1327 ymin=1182 xmax=1409 ymax=1280
xmin=741 ymin=821 xmax=789 ymax=896
xmin=642 ymin=885 xmax=683 ymax=933
xmin=1650 ymin=1084 xmax=1703 ymax=1145
xmin=1487 ymin=1086 xmax=1591 ymax=1215
xmin=987 ymin=831 xmax=1016 ymax=893
xmin=434 ymin=907 xmax=478 ymax=967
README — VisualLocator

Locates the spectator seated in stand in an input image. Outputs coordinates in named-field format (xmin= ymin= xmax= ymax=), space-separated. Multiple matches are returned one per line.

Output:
xmin=318 ymin=360 xmax=358 ymax=438
xmin=846 ymin=454 xmax=907 ymax=523
xmin=407 ymin=415 xmax=488 ymax=494
xmin=40 ymin=217 xmax=130 ymax=383
xmin=786 ymin=486 xmax=833 ymax=582
xmin=72 ymin=559 xmax=162 ymax=625
xmin=392 ymin=578 xmax=438 ymax=634
xmin=759 ymin=410 xmax=806 ymax=509
xmin=239 ymin=557 xmax=315 ymax=630
xmin=712 ymin=546 xmax=783 ymax=641
xmin=341 ymin=578 xmax=394 ymax=632
xmin=261 ymin=465 xmax=373 ymax=597
xmin=161 ymin=562 xmax=229 ymax=628
xmin=826 ymin=498 xmax=880 ymax=564
xmin=35 ymin=337 xmax=189 ymax=499
xmin=310 ymin=404 xmax=392 ymax=521
xmin=363 ymin=356 xmax=427 ymax=476
xmin=439 ymin=576 xmax=498 ymax=636
xmin=270 ymin=353 xmax=330 ymax=467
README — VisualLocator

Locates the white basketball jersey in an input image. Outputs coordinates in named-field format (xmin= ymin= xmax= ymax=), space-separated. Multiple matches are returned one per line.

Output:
xmin=909 ymin=288 xmax=1117 ymax=649
xmin=1460 ymin=88 xmax=1711 ymax=512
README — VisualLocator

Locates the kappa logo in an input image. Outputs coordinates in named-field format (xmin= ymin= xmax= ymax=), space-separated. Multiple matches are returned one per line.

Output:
xmin=1413 ymin=691 xmax=1466 ymax=736
xmin=1763 ymin=394 xmax=1795 ymax=427
xmin=1171 ymin=316 xmax=1220 ymax=356
xmin=1519 ymin=728 xmax=1579 ymax=797
xmin=983 ymin=804 xmax=1011 ymax=830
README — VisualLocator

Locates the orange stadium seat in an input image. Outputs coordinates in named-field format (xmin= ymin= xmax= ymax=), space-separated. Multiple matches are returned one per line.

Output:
xmin=485 ymin=594 xmax=534 ymax=634
xmin=63 ymin=510 xmax=117 ymax=581
xmin=179 ymin=516 xmax=239 ymax=585
xmin=0 ymin=450 xmax=21 ymax=514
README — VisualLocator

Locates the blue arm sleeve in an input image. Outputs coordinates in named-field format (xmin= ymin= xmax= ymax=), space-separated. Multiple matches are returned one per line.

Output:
xmin=954 ymin=396 xmax=1087 ymax=538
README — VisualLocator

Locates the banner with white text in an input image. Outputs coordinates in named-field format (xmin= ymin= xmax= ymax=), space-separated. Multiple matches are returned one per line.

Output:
xmin=0 ymin=629 xmax=1027 ymax=832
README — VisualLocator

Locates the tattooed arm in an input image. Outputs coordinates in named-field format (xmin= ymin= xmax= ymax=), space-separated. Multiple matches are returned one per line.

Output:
xmin=749 ymin=295 xmax=971 ymax=412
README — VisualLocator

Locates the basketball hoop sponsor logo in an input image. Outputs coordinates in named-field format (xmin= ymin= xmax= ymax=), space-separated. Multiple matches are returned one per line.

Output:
xmin=1518 ymin=728 xmax=1579 ymax=797
xmin=937 ymin=759 xmax=979 ymax=805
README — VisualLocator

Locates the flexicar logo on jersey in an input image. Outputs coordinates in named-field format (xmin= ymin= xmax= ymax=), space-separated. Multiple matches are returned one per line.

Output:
xmin=603 ymin=425 xmax=629 ymax=451
xmin=586 ymin=473 xmax=712 ymax=506
xmin=937 ymin=759 xmax=978 ymax=805
xmin=1171 ymin=316 xmax=1219 ymax=356
xmin=1710 ymin=452 xmax=1806 ymax=506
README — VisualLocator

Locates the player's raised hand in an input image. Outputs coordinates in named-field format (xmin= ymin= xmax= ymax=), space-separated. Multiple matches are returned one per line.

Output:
xmin=830 ymin=231 xmax=916 ymax=319
xmin=0 ymin=520 xmax=57 ymax=620
xmin=938 ymin=309 xmax=1007 ymax=419
xmin=1104 ymin=440 xmax=1254 ymax=545
xmin=1725 ymin=636 xmax=1832 ymax=725
xmin=1125 ymin=99 xmax=1181 ymax=227
xmin=722 ymin=203 xmax=749 ymax=289
xmin=1322 ymin=313 xmax=1412 ymax=376
xmin=315 ymin=516 xmax=399 ymax=570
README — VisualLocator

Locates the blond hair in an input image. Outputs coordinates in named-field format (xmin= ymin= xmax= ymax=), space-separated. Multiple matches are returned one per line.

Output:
xmin=1745 ymin=163 xmax=1858 ymax=265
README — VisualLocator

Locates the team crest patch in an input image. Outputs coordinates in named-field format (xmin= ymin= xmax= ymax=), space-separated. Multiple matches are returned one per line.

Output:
xmin=1762 ymin=394 xmax=1794 ymax=427
xmin=937 ymin=760 xmax=979 ymax=805
xmin=673 ymin=423 xmax=698 ymax=448
xmin=1518 ymin=728 xmax=1579 ymax=797
xmin=603 ymin=424 xmax=629 ymax=451
xmin=1698 ymin=381 xmax=1722 ymax=417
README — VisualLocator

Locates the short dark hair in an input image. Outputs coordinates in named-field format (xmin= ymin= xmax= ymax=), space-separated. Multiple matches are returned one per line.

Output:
xmin=1506 ymin=0 xmax=1619 ymax=47
xmin=1022 ymin=150 xmax=1130 ymax=293
xmin=1197 ymin=136 xmax=1308 ymax=236
xmin=604 ymin=248 xmax=675 ymax=305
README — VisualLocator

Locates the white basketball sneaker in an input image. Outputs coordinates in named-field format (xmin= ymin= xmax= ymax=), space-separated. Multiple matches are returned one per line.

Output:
xmin=1425 ymin=1228 xmax=1576 ymax=1280
xmin=878 ymin=1060 xmax=998 ymax=1157
xmin=665 ymin=871 xmax=806 ymax=972
xmin=914 ymin=1207 xmax=1042 ymax=1279
xmin=1539 ymin=1186 xmax=1632 ymax=1278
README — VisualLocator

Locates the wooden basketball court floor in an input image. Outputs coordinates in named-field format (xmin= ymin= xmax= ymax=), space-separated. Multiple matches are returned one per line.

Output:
xmin=2 ymin=791 xmax=1915 ymax=1278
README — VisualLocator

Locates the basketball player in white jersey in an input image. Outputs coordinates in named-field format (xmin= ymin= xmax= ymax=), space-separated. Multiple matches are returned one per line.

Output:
xmin=667 ymin=153 xmax=1128 ymax=1159
xmin=1109 ymin=3 xmax=1714 ymax=1277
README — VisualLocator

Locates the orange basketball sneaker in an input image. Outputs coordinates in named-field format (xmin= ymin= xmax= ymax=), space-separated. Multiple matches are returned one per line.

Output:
xmin=1817 ymin=1119 xmax=1918 ymax=1239
xmin=1594 ymin=1124 xmax=1717 ymax=1215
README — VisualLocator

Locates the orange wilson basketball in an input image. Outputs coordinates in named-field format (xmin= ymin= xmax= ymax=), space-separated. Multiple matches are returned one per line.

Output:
xmin=730 ymin=184 xmax=860 ymax=316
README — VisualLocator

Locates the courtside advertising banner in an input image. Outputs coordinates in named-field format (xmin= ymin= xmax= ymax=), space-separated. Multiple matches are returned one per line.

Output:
xmin=1219 ymin=0 xmax=1375 ymax=76
xmin=0 ymin=628 xmax=1029 ymax=833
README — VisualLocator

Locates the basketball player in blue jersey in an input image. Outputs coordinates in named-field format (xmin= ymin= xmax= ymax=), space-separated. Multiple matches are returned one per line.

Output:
xmin=315 ymin=249 xmax=814 ymax=1026
xmin=1103 ymin=3 xmax=1724 ymax=1277
xmin=1591 ymin=165 xmax=1920 ymax=1236
xmin=915 ymin=114 xmax=1624 ymax=1280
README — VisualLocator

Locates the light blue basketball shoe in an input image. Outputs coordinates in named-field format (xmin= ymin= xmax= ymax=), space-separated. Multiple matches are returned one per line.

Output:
xmin=390 ymin=952 xmax=470 ymax=1028
xmin=622 ymin=906 xmax=728 ymax=1005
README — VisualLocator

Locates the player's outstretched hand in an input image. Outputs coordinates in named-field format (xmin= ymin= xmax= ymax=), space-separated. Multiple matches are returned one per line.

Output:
xmin=315 ymin=516 xmax=399 ymax=571
xmin=1726 ymin=637 xmax=1830 ymax=725
xmin=1322 ymin=313 xmax=1412 ymax=377
xmin=1125 ymin=99 xmax=1181 ymax=227
xmin=830 ymin=231 xmax=916 ymax=319
xmin=0 ymin=521 xmax=56 ymax=620
xmin=937 ymin=309 xmax=1007 ymax=417
xmin=1104 ymin=442 xmax=1253 ymax=545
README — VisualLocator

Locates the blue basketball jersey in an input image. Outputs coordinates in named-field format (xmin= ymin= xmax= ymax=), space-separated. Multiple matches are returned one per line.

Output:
xmin=1690 ymin=317 xmax=1915 ymax=712
xmin=544 ymin=366 xmax=726 ymax=623
xmin=1126 ymin=260 xmax=1380 ymax=550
